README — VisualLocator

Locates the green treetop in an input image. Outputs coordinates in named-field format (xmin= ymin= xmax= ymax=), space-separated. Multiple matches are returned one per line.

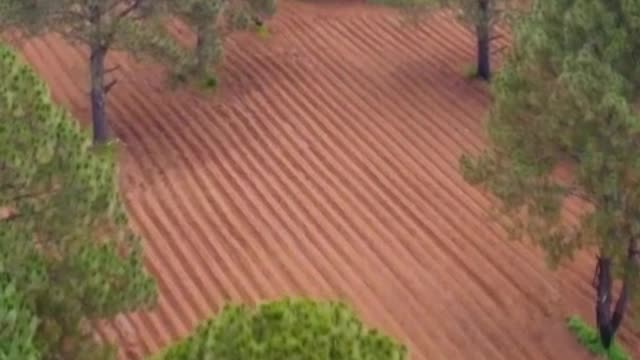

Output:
xmin=0 ymin=0 xmax=186 ymax=144
xmin=0 ymin=43 xmax=155 ymax=359
xmin=461 ymin=0 xmax=640 ymax=349
xmin=150 ymin=298 xmax=407 ymax=360
xmin=166 ymin=0 xmax=277 ymax=88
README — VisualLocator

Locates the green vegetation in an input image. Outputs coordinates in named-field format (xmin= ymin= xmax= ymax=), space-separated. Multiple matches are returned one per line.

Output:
xmin=0 ymin=1 xmax=279 ymax=141
xmin=150 ymin=298 xmax=407 ymax=360
xmin=166 ymin=0 xmax=277 ymax=88
xmin=461 ymin=0 xmax=640 ymax=350
xmin=0 ymin=276 xmax=40 ymax=360
xmin=0 ymin=0 xmax=185 ymax=144
xmin=0 ymin=43 xmax=155 ymax=359
xmin=566 ymin=316 xmax=630 ymax=360
xmin=8 ymin=0 xmax=640 ymax=357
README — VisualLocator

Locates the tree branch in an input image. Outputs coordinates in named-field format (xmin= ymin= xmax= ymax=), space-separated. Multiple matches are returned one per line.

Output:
xmin=117 ymin=0 xmax=143 ymax=20
xmin=592 ymin=254 xmax=601 ymax=289
xmin=5 ymin=188 xmax=55 ymax=203
xmin=104 ymin=79 xmax=118 ymax=94
xmin=0 ymin=209 xmax=20 ymax=222
xmin=105 ymin=64 xmax=121 ymax=74
xmin=564 ymin=185 xmax=595 ymax=205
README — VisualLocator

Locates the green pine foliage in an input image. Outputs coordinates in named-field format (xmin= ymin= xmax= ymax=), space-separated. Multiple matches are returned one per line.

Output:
xmin=460 ymin=0 xmax=640 ymax=270
xmin=150 ymin=298 xmax=408 ymax=360
xmin=566 ymin=316 xmax=630 ymax=360
xmin=0 ymin=0 xmax=182 ymax=59
xmin=0 ymin=43 xmax=156 ymax=359
xmin=166 ymin=0 xmax=277 ymax=88
xmin=460 ymin=0 xmax=640 ymax=347
xmin=0 ymin=276 xmax=40 ymax=360
xmin=0 ymin=0 xmax=187 ymax=143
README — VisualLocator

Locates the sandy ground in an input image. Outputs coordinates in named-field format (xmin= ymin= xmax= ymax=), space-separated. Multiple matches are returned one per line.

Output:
xmin=16 ymin=0 xmax=640 ymax=358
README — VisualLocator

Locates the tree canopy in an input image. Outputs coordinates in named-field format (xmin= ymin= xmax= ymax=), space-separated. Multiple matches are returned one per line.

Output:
xmin=0 ymin=43 xmax=155 ymax=359
xmin=460 ymin=0 xmax=640 ymax=348
xmin=166 ymin=0 xmax=277 ymax=87
xmin=0 ymin=0 xmax=185 ymax=143
xmin=151 ymin=298 xmax=407 ymax=360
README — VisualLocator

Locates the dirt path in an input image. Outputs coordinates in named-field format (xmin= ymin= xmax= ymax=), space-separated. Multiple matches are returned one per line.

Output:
xmin=18 ymin=1 xmax=638 ymax=358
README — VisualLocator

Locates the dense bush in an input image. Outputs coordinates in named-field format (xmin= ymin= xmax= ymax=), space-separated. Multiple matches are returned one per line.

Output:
xmin=151 ymin=298 xmax=408 ymax=360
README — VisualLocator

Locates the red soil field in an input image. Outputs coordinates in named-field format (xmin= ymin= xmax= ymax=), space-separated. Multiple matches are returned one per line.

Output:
xmin=16 ymin=1 xmax=640 ymax=358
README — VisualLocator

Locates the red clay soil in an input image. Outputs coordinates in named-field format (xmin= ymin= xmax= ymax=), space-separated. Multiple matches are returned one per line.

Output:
xmin=16 ymin=1 xmax=640 ymax=359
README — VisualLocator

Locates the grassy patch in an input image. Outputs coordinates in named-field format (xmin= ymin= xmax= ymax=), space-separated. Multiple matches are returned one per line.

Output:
xmin=566 ymin=315 xmax=631 ymax=360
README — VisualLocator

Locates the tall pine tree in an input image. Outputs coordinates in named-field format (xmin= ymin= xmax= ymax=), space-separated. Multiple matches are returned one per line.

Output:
xmin=166 ymin=0 xmax=276 ymax=87
xmin=0 ymin=0 xmax=185 ymax=144
xmin=0 ymin=43 xmax=155 ymax=359
xmin=461 ymin=0 xmax=640 ymax=348
xmin=370 ymin=0 xmax=517 ymax=80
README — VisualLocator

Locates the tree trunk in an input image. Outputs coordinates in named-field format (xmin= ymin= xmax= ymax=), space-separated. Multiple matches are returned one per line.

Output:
xmin=90 ymin=46 xmax=109 ymax=144
xmin=476 ymin=0 xmax=491 ymax=81
xmin=594 ymin=241 xmax=638 ymax=349
xmin=194 ymin=27 xmax=210 ymax=76
xmin=88 ymin=3 xmax=109 ymax=144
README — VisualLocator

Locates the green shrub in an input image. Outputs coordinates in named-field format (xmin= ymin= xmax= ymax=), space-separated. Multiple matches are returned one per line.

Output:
xmin=566 ymin=315 xmax=630 ymax=360
xmin=151 ymin=298 xmax=408 ymax=360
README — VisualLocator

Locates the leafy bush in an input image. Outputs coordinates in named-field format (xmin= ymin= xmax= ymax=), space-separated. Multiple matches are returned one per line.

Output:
xmin=566 ymin=316 xmax=630 ymax=360
xmin=151 ymin=298 xmax=408 ymax=360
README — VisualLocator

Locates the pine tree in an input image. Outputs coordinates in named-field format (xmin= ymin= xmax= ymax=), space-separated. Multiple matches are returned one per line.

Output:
xmin=166 ymin=0 xmax=276 ymax=88
xmin=460 ymin=0 xmax=640 ymax=348
xmin=150 ymin=298 xmax=407 ymax=360
xmin=0 ymin=42 xmax=155 ymax=359
xmin=370 ymin=0 xmax=517 ymax=80
xmin=0 ymin=0 xmax=185 ymax=144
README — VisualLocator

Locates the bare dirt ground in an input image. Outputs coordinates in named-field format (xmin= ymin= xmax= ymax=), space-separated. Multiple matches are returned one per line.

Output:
xmin=17 ymin=0 xmax=640 ymax=358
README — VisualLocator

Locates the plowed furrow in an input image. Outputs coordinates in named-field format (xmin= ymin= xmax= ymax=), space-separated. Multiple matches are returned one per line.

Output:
xmin=222 ymin=48 xmax=508 ymax=358
xmin=128 ymin=200 xmax=201 ymax=338
xmin=302 ymin=15 xmax=591 ymax=308
xmin=232 ymin=58 xmax=528 ymax=358
xmin=387 ymin=14 xmax=609 ymax=306
xmin=229 ymin=102 xmax=451 ymax=358
xmin=276 ymin=16 xmax=552 ymax=320
xmin=161 ymin=124 xmax=300 ymax=298
xmin=307 ymin=19 xmax=561 ymax=303
xmin=17 ymin=2 xmax=640 ymax=359
xmin=119 ymin=95 xmax=285 ymax=303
